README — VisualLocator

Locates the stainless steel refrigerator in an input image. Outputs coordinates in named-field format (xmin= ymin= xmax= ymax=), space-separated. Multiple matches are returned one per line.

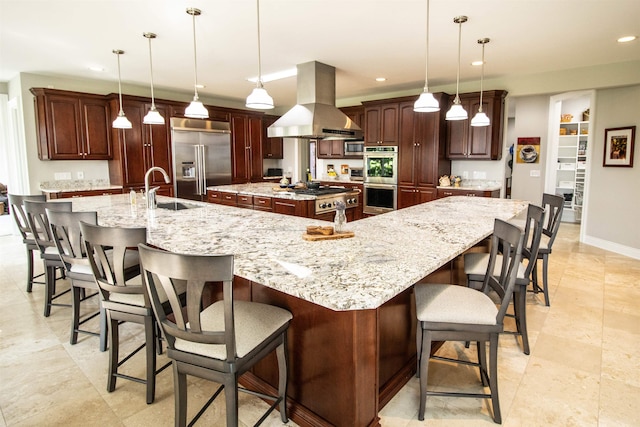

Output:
xmin=170 ymin=117 xmax=232 ymax=201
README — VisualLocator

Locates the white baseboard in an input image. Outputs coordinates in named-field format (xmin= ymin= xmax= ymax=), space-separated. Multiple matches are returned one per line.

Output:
xmin=582 ymin=234 xmax=640 ymax=260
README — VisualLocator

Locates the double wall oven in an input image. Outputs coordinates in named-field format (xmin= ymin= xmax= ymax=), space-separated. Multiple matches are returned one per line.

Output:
xmin=363 ymin=146 xmax=398 ymax=215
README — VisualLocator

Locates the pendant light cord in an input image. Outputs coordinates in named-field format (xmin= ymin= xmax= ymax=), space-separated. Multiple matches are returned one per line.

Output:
xmin=116 ymin=52 xmax=125 ymax=114
xmin=191 ymin=12 xmax=200 ymax=99
xmin=147 ymin=36 xmax=157 ymax=109
xmin=423 ymin=0 xmax=431 ymax=92
xmin=454 ymin=18 xmax=462 ymax=104
xmin=478 ymin=41 xmax=485 ymax=112
xmin=256 ymin=0 xmax=264 ymax=88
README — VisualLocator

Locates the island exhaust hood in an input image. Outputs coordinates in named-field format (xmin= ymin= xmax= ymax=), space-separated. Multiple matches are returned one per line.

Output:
xmin=267 ymin=61 xmax=363 ymax=140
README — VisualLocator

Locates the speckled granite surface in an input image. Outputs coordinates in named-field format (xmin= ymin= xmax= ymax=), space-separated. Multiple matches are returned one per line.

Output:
xmin=40 ymin=179 xmax=122 ymax=193
xmin=437 ymin=179 xmax=502 ymax=191
xmin=70 ymin=194 xmax=527 ymax=311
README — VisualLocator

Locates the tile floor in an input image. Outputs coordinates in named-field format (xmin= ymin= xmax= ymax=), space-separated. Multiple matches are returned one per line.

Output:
xmin=0 ymin=219 xmax=639 ymax=426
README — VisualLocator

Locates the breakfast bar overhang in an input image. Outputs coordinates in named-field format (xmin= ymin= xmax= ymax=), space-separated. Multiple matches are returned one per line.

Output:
xmin=71 ymin=194 xmax=527 ymax=427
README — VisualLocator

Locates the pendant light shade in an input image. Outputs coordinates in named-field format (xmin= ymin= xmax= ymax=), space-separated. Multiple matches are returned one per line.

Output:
xmin=246 ymin=0 xmax=274 ymax=109
xmin=185 ymin=7 xmax=208 ymax=119
xmin=414 ymin=0 xmax=439 ymax=113
xmin=143 ymin=32 xmax=165 ymax=125
xmin=445 ymin=16 xmax=468 ymax=121
xmin=471 ymin=38 xmax=491 ymax=127
xmin=112 ymin=49 xmax=132 ymax=129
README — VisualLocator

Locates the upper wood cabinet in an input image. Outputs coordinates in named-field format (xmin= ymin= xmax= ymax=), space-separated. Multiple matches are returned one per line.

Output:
xmin=446 ymin=90 xmax=507 ymax=160
xmin=231 ymin=113 xmax=264 ymax=183
xmin=31 ymin=88 xmax=112 ymax=160
xmin=362 ymin=101 xmax=399 ymax=146
xmin=262 ymin=115 xmax=283 ymax=159
xmin=316 ymin=139 xmax=345 ymax=158
xmin=396 ymin=94 xmax=450 ymax=209
xmin=107 ymin=95 xmax=173 ymax=191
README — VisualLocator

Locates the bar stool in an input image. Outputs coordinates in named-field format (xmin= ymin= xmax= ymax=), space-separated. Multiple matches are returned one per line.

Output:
xmin=23 ymin=199 xmax=72 ymax=316
xmin=80 ymin=221 xmax=167 ymax=404
xmin=138 ymin=244 xmax=292 ymax=426
xmin=7 ymin=194 xmax=46 ymax=292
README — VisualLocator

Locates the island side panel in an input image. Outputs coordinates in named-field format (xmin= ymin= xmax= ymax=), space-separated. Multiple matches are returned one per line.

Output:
xmin=249 ymin=282 xmax=380 ymax=427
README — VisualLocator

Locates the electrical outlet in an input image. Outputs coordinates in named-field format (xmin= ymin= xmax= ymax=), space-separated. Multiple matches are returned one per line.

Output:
xmin=77 ymin=171 xmax=84 ymax=179
xmin=530 ymin=170 xmax=541 ymax=177
xmin=462 ymin=171 xmax=469 ymax=179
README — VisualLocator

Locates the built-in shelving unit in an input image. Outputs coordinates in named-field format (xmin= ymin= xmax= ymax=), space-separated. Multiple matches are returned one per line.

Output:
xmin=556 ymin=121 xmax=589 ymax=219
xmin=546 ymin=90 xmax=594 ymax=224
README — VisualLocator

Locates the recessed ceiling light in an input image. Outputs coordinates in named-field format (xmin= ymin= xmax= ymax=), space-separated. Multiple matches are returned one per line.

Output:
xmin=376 ymin=77 xmax=386 ymax=82
xmin=195 ymin=84 xmax=205 ymax=89
xmin=617 ymin=35 xmax=637 ymax=43
xmin=248 ymin=68 xmax=297 ymax=83
xmin=471 ymin=60 xmax=484 ymax=66
xmin=88 ymin=66 xmax=104 ymax=72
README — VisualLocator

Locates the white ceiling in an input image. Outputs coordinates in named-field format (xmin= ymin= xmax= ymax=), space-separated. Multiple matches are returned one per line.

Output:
xmin=1 ymin=0 xmax=639 ymax=108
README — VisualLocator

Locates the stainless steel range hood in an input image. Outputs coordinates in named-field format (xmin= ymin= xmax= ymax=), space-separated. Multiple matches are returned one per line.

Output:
xmin=267 ymin=61 xmax=363 ymax=140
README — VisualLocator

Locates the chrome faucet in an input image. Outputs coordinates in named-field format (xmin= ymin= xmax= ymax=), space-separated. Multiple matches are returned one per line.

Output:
xmin=144 ymin=167 xmax=170 ymax=209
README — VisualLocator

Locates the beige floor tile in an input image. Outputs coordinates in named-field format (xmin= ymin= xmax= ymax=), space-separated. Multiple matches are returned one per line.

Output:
xmin=597 ymin=377 xmax=640 ymax=427
xmin=3 ymin=221 xmax=640 ymax=427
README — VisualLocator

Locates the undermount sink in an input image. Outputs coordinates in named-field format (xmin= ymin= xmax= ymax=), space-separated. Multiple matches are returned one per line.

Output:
xmin=156 ymin=202 xmax=201 ymax=211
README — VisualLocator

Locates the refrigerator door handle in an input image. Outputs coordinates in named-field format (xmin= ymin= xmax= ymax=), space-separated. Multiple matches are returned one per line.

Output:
xmin=199 ymin=144 xmax=207 ymax=196
xmin=194 ymin=145 xmax=201 ymax=196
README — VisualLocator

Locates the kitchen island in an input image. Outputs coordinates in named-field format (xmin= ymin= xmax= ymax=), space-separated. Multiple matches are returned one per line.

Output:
xmin=70 ymin=194 xmax=527 ymax=427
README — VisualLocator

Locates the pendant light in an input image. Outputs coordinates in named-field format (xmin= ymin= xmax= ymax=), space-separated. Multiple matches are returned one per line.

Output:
xmin=414 ymin=0 xmax=439 ymax=113
xmin=143 ymin=32 xmax=165 ymax=125
xmin=445 ymin=16 xmax=468 ymax=121
xmin=246 ymin=0 xmax=274 ymax=109
xmin=112 ymin=49 xmax=132 ymax=129
xmin=185 ymin=7 xmax=209 ymax=119
xmin=471 ymin=38 xmax=491 ymax=127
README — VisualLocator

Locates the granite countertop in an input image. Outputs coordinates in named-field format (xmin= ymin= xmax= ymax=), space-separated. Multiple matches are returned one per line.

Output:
xmin=207 ymin=182 xmax=358 ymax=201
xmin=437 ymin=180 xmax=502 ymax=191
xmin=40 ymin=179 xmax=122 ymax=193
xmin=69 ymin=194 xmax=527 ymax=311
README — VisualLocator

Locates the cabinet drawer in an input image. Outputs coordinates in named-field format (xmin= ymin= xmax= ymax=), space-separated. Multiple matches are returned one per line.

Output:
xmin=253 ymin=196 xmax=273 ymax=211
xmin=237 ymin=194 xmax=253 ymax=208
xmin=437 ymin=188 xmax=500 ymax=198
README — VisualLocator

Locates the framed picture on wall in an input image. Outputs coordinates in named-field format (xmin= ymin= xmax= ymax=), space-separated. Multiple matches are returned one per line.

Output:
xmin=603 ymin=126 xmax=635 ymax=167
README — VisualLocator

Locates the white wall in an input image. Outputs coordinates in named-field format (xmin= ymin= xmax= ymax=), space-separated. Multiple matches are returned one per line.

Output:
xmin=583 ymin=85 xmax=640 ymax=257
xmin=509 ymin=96 xmax=550 ymax=204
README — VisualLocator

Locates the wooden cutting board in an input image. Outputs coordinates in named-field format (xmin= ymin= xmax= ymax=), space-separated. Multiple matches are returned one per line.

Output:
xmin=302 ymin=231 xmax=355 ymax=241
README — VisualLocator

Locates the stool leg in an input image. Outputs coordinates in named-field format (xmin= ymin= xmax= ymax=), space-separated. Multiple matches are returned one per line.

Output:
xmin=276 ymin=335 xmax=289 ymax=423
xmin=99 ymin=303 xmax=107 ymax=352
xmin=43 ymin=264 xmax=56 ymax=317
xmin=70 ymin=285 xmax=81 ymax=344
xmin=542 ymin=254 xmax=551 ymax=306
xmin=107 ymin=313 xmax=118 ymax=393
xmin=26 ymin=247 xmax=35 ymax=292
xmin=144 ymin=315 xmax=156 ymax=404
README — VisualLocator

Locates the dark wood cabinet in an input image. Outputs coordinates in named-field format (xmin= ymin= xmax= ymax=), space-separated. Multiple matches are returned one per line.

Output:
xmin=46 ymin=188 xmax=123 ymax=199
xmin=317 ymin=139 xmax=345 ymax=158
xmin=446 ymin=90 xmax=507 ymax=160
xmin=31 ymin=88 xmax=112 ymax=160
xmin=395 ymin=94 xmax=450 ymax=209
xmin=107 ymin=95 xmax=173 ymax=192
xmin=437 ymin=187 xmax=500 ymax=198
xmin=262 ymin=115 xmax=283 ymax=159
xmin=231 ymin=113 xmax=264 ymax=183
xmin=272 ymin=198 xmax=310 ymax=217
xmin=207 ymin=190 xmax=237 ymax=206
xmin=362 ymin=101 xmax=399 ymax=146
